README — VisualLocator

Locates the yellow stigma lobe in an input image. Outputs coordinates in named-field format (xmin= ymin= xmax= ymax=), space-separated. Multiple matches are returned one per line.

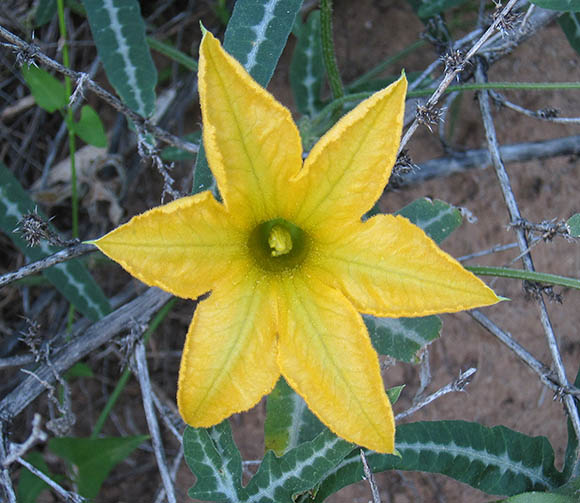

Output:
xmin=268 ymin=225 xmax=293 ymax=257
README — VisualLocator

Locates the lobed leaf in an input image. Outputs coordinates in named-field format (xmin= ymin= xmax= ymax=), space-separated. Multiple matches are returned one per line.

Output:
xmin=243 ymin=430 xmax=353 ymax=502
xmin=395 ymin=197 xmax=463 ymax=245
xmin=364 ymin=314 xmax=442 ymax=362
xmin=314 ymin=421 xmax=565 ymax=501
xmin=265 ymin=378 xmax=324 ymax=456
xmin=185 ymin=420 xmax=354 ymax=502
xmin=82 ymin=0 xmax=157 ymax=117
xmin=192 ymin=0 xmax=303 ymax=194
xmin=0 ymin=163 xmax=111 ymax=321
xmin=183 ymin=421 xmax=245 ymax=502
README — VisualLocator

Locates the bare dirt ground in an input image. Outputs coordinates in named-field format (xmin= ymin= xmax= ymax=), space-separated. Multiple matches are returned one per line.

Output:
xmin=2 ymin=1 xmax=579 ymax=502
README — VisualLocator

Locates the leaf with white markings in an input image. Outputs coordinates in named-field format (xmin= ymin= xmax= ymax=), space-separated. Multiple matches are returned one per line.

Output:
xmin=265 ymin=378 xmax=324 ymax=456
xmin=192 ymin=0 xmax=303 ymax=194
xmin=566 ymin=213 xmax=580 ymax=237
xmin=243 ymin=430 xmax=352 ymax=502
xmin=314 ymin=421 xmax=566 ymax=501
xmin=184 ymin=419 xmax=353 ymax=502
xmin=82 ymin=0 xmax=157 ymax=117
xmin=183 ymin=421 xmax=245 ymax=502
xmin=0 ymin=163 xmax=111 ymax=321
xmin=396 ymin=197 xmax=463 ymax=244
xmin=365 ymin=315 xmax=442 ymax=362
xmin=290 ymin=10 xmax=324 ymax=117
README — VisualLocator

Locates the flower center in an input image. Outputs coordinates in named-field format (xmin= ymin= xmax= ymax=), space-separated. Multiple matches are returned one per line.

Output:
xmin=248 ymin=218 xmax=309 ymax=272
xmin=268 ymin=225 xmax=293 ymax=257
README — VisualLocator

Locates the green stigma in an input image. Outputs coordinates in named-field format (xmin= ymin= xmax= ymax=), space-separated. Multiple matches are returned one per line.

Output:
xmin=268 ymin=225 xmax=293 ymax=257
xmin=248 ymin=218 xmax=310 ymax=272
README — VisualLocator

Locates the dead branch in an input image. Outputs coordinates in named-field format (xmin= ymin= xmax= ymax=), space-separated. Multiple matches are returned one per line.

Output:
xmin=0 ymin=243 xmax=95 ymax=289
xmin=0 ymin=288 xmax=172 ymax=421
xmin=475 ymin=60 xmax=580 ymax=449
xmin=0 ymin=25 xmax=199 ymax=156
xmin=400 ymin=135 xmax=580 ymax=186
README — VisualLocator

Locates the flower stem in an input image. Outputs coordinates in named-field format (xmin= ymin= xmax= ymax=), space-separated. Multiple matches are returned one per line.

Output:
xmin=466 ymin=265 xmax=580 ymax=291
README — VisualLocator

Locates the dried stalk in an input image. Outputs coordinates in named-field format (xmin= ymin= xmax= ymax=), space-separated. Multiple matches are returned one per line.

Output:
xmin=475 ymin=61 xmax=580 ymax=450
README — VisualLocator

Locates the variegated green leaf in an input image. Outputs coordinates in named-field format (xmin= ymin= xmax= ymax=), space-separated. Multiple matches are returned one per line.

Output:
xmin=265 ymin=378 xmax=324 ymax=456
xmin=192 ymin=0 xmax=303 ymax=194
xmin=365 ymin=315 xmax=442 ymax=362
xmin=0 ymin=163 xmax=111 ymax=321
xmin=567 ymin=213 xmax=580 ymax=237
xmin=82 ymin=0 xmax=157 ymax=117
xmin=183 ymin=421 xmax=245 ymax=502
xmin=290 ymin=10 xmax=324 ymax=117
xmin=559 ymin=13 xmax=580 ymax=55
xmin=529 ymin=0 xmax=580 ymax=11
xmin=243 ymin=430 xmax=352 ymax=503
xmin=314 ymin=421 xmax=565 ymax=501
xmin=395 ymin=197 xmax=463 ymax=245
xmin=185 ymin=420 xmax=353 ymax=502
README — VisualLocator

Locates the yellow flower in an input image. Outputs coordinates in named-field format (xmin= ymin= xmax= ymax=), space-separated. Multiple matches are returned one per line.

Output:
xmin=92 ymin=31 xmax=499 ymax=453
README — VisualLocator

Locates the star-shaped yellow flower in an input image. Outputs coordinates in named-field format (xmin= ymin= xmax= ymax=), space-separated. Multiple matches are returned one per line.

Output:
xmin=92 ymin=31 xmax=499 ymax=453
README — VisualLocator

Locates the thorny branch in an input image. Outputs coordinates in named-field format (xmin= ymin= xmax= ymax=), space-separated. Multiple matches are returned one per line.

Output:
xmin=395 ymin=368 xmax=477 ymax=421
xmin=475 ymin=60 xmax=580 ymax=449
xmin=134 ymin=342 xmax=177 ymax=503
xmin=470 ymin=311 xmax=580 ymax=398
xmin=0 ymin=287 xmax=172 ymax=421
xmin=0 ymin=243 xmax=95 ymax=288
xmin=401 ymin=134 xmax=580 ymax=186
xmin=0 ymin=25 xmax=199 ymax=156
xmin=399 ymin=0 xmax=520 ymax=152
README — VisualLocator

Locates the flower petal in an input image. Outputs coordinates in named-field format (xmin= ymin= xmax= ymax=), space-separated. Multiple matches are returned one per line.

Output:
xmin=277 ymin=275 xmax=395 ymax=453
xmin=178 ymin=272 xmax=279 ymax=427
xmin=92 ymin=191 xmax=245 ymax=299
xmin=316 ymin=214 xmax=500 ymax=317
xmin=199 ymin=31 xmax=303 ymax=226
xmin=293 ymin=75 xmax=407 ymax=236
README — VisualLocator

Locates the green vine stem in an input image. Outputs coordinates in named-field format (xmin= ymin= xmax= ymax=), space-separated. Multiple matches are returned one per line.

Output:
xmin=91 ymin=298 xmax=177 ymax=439
xmin=466 ymin=266 xmax=580 ymax=291
xmin=320 ymin=0 xmax=343 ymax=101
